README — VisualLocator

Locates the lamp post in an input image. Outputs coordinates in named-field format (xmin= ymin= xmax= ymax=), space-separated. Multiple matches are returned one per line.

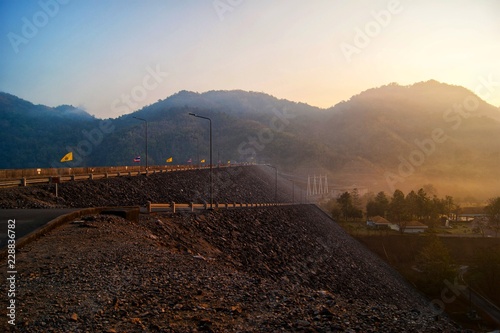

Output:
xmin=267 ymin=164 xmax=278 ymax=203
xmin=133 ymin=116 xmax=148 ymax=172
xmin=189 ymin=113 xmax=213 ymax=209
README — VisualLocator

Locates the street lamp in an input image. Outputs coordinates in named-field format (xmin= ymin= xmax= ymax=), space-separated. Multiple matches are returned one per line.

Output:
xmin=266 ymin=164 xmax=278 ymax=203
xmin=189 ymin=113 xmax=213 ymax=209
xmin=132 ymin=116 xmax=148 ymax=172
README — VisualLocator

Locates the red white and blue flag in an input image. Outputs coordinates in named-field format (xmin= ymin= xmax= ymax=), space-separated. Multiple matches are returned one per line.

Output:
xmin=133 ymin=156 xmax=141 ymax=162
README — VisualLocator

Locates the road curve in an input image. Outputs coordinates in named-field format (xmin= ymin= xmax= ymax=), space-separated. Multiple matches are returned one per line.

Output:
xmin=0 ymin=209 xmax=79 ymax=248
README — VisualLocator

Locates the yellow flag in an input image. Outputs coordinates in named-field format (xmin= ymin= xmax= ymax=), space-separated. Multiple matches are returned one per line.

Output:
xmin=227 ymin=160 xmax=231 ymax=164
xmin=201 ymin=159 xmax=206 ymax=163
xmin=166 ymin=157 xmax=173 ymax=163
xmin=60 ymin=152 xmax=73 ymax=162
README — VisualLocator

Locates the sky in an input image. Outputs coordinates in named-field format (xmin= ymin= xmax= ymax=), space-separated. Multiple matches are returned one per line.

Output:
xmin=1 ymin=0 xmax=499 ymax=119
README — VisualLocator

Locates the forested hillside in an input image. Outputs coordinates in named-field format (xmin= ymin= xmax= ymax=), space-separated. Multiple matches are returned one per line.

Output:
xmin=1 ymin=80 xmax=499 ymax=199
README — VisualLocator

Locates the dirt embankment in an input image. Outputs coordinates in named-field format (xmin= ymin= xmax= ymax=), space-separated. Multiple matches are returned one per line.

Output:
xmin=0 ymin=166 xmax=290 ymax=209
xmin=0 ymin=205 xmax=461 ymax=332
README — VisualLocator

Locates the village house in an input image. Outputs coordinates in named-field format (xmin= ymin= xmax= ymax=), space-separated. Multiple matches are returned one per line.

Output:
xmin=367 ymin=216 xmax=429 ymax=233
xmin=399 ymin=220 xmax=429 ymax=233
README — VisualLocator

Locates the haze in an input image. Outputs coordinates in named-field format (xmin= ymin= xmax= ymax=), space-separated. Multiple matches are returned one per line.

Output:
xmin=1 ymin=0 xmax=499 ymax=119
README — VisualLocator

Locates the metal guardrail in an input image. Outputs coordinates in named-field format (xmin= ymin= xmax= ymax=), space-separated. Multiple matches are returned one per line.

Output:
xmin=0 ymin=164 xmax=240 ymax=188
xmin=147 ymin=201 xmax=296 ymax=213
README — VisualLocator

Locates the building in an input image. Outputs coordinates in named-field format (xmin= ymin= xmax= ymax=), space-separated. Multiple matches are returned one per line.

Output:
xmin=399 ymin=221 xmax=429 ymax=233
xmin=366 ymin=216 xmax=398 ymax=231
xmin=367 ymin=216 xmax=429 ymax=233
xmin=456 ymin=207 xmax=488 ymax=222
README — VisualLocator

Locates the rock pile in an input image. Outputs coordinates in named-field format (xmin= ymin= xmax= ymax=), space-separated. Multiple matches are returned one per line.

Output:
xmin=0 ymin=166 xmax=289 ymax=209
xmin=1 ymin=205 xmax=463 ymax=332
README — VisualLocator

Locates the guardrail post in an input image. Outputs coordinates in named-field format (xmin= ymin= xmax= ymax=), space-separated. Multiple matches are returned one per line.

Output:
xmin=171 ymin=202 xmax=176 ymax=213
xmin=204 ymin=203 xmax=208 ymax=210
xmin=147 ymin=201 xmax=152 ymax=213
xmin=71 ymin=175 xmax=75 ymax=181
xmin=21 ymin=177 xmax=27 ymax=186
xmin=89 ymin=173 xmax=94 ymax=180
xmin=215 ymin=202 xmax=219 ymax=210
xmin=224 ymin=203 xmax=228 ymax=209
xmin=190 ymin=202 xmax=194 ymax=212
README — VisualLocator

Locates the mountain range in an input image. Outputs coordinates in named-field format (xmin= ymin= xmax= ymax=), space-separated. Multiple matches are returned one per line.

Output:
xmin=1 ymin=80 xmax=499 ymax=200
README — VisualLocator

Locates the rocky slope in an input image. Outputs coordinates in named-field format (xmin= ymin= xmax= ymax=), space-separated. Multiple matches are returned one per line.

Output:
xmin=0 ymin=166 xmax=295 ymax=209
xmin=1 ymin=205 xmax=462 ymax=332
xmin=0 ymin=166 xmax=470 ymax=331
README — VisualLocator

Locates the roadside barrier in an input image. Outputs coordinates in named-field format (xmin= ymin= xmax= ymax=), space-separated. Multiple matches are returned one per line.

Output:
xmin=147 ymin=201 xmax=295 ymax=213
xmin=0 ymin=164 xmax=245 ymax=187
xmin=0 ymin=206 xmax=140 ymax=260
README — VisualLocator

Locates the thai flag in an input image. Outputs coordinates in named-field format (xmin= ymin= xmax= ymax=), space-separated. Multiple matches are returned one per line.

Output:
xmin=187 ymin=158 xmax=192 ymax=163
xmin=133 ymin=156 xmax=141 ymax=162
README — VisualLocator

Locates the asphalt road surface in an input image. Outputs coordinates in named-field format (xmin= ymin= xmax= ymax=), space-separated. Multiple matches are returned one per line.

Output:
xmin=0 ymin=209 xmax=78 ymax=249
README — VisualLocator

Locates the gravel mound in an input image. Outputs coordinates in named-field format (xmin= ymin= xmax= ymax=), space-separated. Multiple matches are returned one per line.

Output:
xmin=1 ymin=205 xmax=463 ymax=332
xmin=0 ymin=166 xmax=287 ymax=209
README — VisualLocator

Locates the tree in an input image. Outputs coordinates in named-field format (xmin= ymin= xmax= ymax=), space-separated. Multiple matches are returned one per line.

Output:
xmin=416 ymin=235 xmax=456 ymax=294
xmin=416 ymin=188 xmax=431 ymax=221
xmin=366 ymin=191 xmax=389 ymax=218
xmin=388 ymin=189 xmax=407 ymax=233
xmin=327 ymin=199 xmax=342 ymax=221
xmin=443 ymin=195 xmax=456 ymax=221
xmin=337 ymin=191 xmax=362 ymax=221
xmin=485 ymin=197 xmax=500 ymax=237
xmin=429 ymin=196 xmax=444 ymax=227
xmin=337 ymin=192 xmax=352 ymax=221
xmin=351 ymin=188 xmax=362 ymax=210
xmin=366 ymin=200 xmax=377 ymax=218
xmin=405 ymin=190 xmax=419 ymax=221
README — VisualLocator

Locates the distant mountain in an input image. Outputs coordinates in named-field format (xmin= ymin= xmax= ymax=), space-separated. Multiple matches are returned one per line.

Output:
xmin=1 ymin=82 xmax=499 ymax=199
xmin=0 ymin=92 xmax=97 ymax=168
xmin=53 ymin=105 xmax=94 ymax=119
xmin=318 ymin=81 xmax=500 ymax=198
xmin=0 ymin=93 xmax=94 ymax=120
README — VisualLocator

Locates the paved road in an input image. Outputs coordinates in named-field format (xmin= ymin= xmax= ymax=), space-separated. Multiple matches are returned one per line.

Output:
xmin=0 ymin=209 xmax=78 ymax=249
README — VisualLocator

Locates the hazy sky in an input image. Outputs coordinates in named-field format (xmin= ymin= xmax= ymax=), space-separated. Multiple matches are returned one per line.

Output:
xmin=1 ymin=0 xmax=499 ymax=118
